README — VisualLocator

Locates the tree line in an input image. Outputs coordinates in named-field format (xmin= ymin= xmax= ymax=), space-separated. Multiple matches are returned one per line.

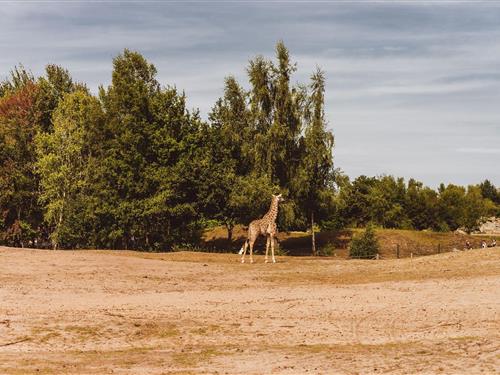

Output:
xmin=1 ymin=42 xmax=498 ymax=251
xmin=330 ymin=175 xmax=499 ymax=233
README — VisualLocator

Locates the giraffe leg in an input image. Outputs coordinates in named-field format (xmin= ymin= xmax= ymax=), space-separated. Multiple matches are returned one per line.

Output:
xmin=249 ymin=240 xmax=255 ymax=264
xmin=241 ymin=240 xmax=248 ymax=263
xmin=271 ymin=234 xmax=276 ymax=263
xmin=265 ymin=236 xmax=270 ymax=263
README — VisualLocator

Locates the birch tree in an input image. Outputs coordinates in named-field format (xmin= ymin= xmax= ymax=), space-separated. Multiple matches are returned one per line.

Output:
xmin=36 ymin=91 xmax=103 ymax=249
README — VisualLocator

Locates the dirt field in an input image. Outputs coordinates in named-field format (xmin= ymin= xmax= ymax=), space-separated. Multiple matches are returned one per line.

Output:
xmin=1 ymin=246 xmax=499 ymax=374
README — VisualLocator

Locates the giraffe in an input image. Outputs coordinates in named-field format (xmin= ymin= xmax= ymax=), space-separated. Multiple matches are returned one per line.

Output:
xmin=239 ymin=193 xmax=284 ymax=264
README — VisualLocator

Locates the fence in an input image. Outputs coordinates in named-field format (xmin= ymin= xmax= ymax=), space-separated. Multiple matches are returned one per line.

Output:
xmin=350 ymin=241 xmax=484 ymax=260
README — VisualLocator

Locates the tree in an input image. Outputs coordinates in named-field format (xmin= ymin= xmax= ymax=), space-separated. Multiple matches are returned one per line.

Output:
xmin=35 ymin=64 xmax=77 ymax=132
xmin=479 ymin=179 xmax=500 ymax=205
xmin=0 ymin=65 xmax=34 ymax=95
xmin=0 ymin=64 xmax=77 ymax=247
xmin=36 ymin=90 xmax=104 ymax=249
xmin=94 ymin=49 xmax=206 ymax=250
xmin=209 ymin=76 xmax=253 ymax=176
xmin=437 ymin=184 xmax=467 ymax=231
xmin=404 ymin=178 xmax=438 ymax=230
xmin=247 ymin=42 xmax=305 ymax=191
xmin=2 ymin=45 xmax=500 ymax=253
xmin=294 ymin=68 xmax=334 ymax=255
xmin=341 ymin=176 xmax=378 ymax=227
xmin=204 ymin=75 xmax=284 ymax=242
xmin=96 ymin=49 xmax=160 ymax=249
xmin=145 ymin=93 xmax=206 ymax=249
xmin=461 ymin=185 xmax=496 ymax=233
xmin=0 ymin=81 xmax=41 ymax=246
xmin=247 ymin=55 xmax=273 ymax=175
xmin=268 ymin=41 xmax=302 ymax=188
xmin=349 ymin=223 xmax=379 ymax=259
xmin=364 ymin=175 xmax=408 ymax=228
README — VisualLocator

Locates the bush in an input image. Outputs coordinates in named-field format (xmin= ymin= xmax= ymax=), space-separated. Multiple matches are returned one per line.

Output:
xmin=318 ymin=242 xmax=335 ymax=256
xmin=349 ymin=223 xmax=379 ymax=259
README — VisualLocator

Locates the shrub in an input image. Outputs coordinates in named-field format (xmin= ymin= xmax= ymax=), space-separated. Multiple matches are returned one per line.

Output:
xmin=318 ymin=242 xmax=335 ymax=256
xmin=349 ymin=223 xmax=379 ymax=259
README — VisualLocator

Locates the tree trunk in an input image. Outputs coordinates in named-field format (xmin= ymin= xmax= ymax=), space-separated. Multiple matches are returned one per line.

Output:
xmin=53 ymin=207 xmax=64 ymax=250
xmin=17 ymin=208 xmax=23 ymax=248
xmin=226 ymin=224 xmax=233 ymax=244
xmin=311 ymin=212 xmax=316 ymax=256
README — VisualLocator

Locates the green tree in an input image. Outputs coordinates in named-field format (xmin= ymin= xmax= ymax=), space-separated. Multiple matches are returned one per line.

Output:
xmin=36 ymin=90 xmax=104 ymax=249
xmin=209 ymin=76 xmax=253 ymax=175
xmin=479 ymin=179 xmax=500 ymax=205
xmin=247 ymin=55 xmax=273 ymax=174
xmin=145 ymin=91 xmax=205 ymax=249
xmin=366 ymin=176 xmax=409 ymax=228
xmin=269 ymin=41 xmax=302 ymax=187
xmin=204 ymin=76 xmax=257 ymax=241
xmin=95 ymin=49 xmax=205 ymax=250
xmin=247 ymin=42 xmax=305 ymax=191
xmin=35 ymin=64 xmax=77 ymax=132
xmin=341 ymin=176 xmax=378 ymax=227
xmin=294 ymin=68 xmax=334 ymax=255
xmin=96 ymin=49 xmax=160 ymax=249
xmin=349 ymin=223 xmax=379 ymax=259
xmin=437 ymin=184 xmax=467 ymax=231
xmin=404 ymin=178 xmax=438 ymax=230
xmin=461 ymin=185 xmax=496 ymax=233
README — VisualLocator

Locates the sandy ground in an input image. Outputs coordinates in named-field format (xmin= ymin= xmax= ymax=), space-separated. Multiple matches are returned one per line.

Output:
xmin=0 ymin=246 xmax=499 ymax=374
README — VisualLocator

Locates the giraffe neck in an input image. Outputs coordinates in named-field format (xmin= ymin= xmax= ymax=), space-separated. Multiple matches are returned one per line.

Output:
xmin=263 ymin=197 xmax=279 ymax=222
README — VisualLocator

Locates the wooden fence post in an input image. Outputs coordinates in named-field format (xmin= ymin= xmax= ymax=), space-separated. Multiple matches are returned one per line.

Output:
xmin=396 ymin=244 xmax=400 ymax=259
xmin=438 ymin=244 xmax=441 ymax=254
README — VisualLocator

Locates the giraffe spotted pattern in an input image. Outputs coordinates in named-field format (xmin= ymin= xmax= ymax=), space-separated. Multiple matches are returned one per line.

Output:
xmin=240 ymin=194 xmax=284 ymax=264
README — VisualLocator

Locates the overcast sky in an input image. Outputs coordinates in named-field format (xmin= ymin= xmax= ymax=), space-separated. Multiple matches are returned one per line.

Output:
xmin=1 ymin=1 xmax=499 ymax=187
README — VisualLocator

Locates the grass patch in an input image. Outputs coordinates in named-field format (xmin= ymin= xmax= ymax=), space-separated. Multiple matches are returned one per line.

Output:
xmin=172 ymin=347 xmax=227 ymax=367
xmin=450 ymin=336 xmax=482 ymax=342
xmin=63 ymin=324 xmax=103 ymax=341
xmin=132 ymin=321 xmax=179 ymax=340
xmin=190 ymin=324 xmax=221 ymax=336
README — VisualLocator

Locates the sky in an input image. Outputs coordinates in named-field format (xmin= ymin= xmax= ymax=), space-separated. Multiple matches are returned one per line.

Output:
xmin=1 ymin=1 xmax=499 ymax=188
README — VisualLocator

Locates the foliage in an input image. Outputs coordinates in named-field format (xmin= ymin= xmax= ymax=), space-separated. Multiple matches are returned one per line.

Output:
xmin=93 ymin=49 xmax=204 ymax=249
xmin=333 ymin=175 xmax=498 ymax=233
xmin=349 ymin=223 xmax=379 ymax=259
xmin=0 ymin=81 xmax=42 ymax=246
xmin=1 ymin=44 xmax=499 ymax=251
xmin=36 ymin=90 xmax=104 ymax=249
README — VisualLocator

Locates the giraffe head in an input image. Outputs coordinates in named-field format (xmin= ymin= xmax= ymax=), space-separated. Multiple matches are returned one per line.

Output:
xmin=273 ymin=193 xmax=284 ymax=203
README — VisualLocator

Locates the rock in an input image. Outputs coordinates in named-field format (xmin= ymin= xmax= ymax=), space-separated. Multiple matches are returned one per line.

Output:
xmin=479 ymin=217 xmax=500 ymax=235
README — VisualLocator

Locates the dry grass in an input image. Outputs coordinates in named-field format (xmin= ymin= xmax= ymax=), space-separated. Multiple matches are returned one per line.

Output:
xmin=202 ymin=225 xmax=500 ymax=258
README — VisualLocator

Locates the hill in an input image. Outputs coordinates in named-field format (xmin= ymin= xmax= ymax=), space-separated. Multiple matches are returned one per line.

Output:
xmin=202 ymin=225 xmax=500 ymax=258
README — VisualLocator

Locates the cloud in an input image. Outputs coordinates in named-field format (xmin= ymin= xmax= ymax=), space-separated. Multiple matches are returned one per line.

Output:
xmin=1 ymin=2 xmax=499 ymax=186
xmin=457 ymin=148 xmax=500 ymax=155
